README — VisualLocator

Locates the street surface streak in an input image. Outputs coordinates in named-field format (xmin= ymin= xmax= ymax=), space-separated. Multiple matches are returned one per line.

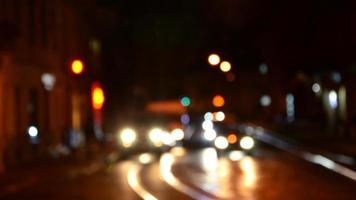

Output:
xmin=139 ymin=162 xmax=193 ymax=200
xmin=172 ymin=147 xmax=356 ymax=200
xmin=2 ymin=146 xmax=356 ymax=200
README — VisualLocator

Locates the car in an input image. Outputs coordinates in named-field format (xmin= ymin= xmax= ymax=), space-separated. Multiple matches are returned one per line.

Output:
xmin=115 ymin=114 xmax=175 ymax=158
xmin=182 ymin=117 xmax=256 ymax=153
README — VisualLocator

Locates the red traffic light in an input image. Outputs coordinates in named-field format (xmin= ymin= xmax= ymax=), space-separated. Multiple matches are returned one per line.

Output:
xmin=91 ymin=82 xmax=105 ymax=110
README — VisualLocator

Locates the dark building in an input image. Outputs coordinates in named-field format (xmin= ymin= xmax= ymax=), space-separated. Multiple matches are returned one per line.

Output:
xmin=0 ymin=0 xmax=101 ymax=171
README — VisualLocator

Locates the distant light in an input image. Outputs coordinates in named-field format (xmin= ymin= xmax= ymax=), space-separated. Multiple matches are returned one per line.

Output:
xmin=204 ymin=112 xmax=213 ymax=121
xmin=202 ymin=120 xmax=214 ymax=131
xmin=171 ymin=129 xmax=184 ymax=141
xmin=312 ymin=83 xmax=321 ymax=93
xmin=203 ymin=129 xmax=217 ymax=141
xmin=89 ymin=39 xmax=101 ymax=55
xmin=329 ymin=90 xmax=338 ymax=109
xmin=180 ymin=96 xmax=191 ymax=107
xmin=240 ymin=136 xmax=255 ymax=150
xmin=286 ymin=93 xmax=295 ymax=122
xmin=229 ymin=150 xmax=244 ymax=161
xmin=215 ymin=111 xmax=225 ymax=122
xmin=220 ymin=61 xmax=231 ymax=72
xmin=212 ymin=95 xmax=225 ymax=107
xmin=286 ymin=93 xmax=294 ymax=102
xmin=331 ymin=72 xmax=341 ymax=83
xmin=214 ymin=136 xmax=229 ymax=150
xmin=180 ymin=114 xmax=190 ymax=125
xmin=41 ymin=73 xmax=56 ymax=91
xmin=162 ymin=131 xmax=175 ymax=146
xmin=28 ymin=126 xmax=38 ymax=137
xmin=71 ymin=59 xmax=84 ymax=75
xmin=260 ymin=95 xmax=271 ymax=107
xmin=259 ymin=63 xmax=268 ymax=74
xmin=227 ymin=134 xmax=238 ymax=144
xmin=120 ymin=128 xmax=137 ymax=148
xmin=138 ymin=153 xmax=154 ymax=164
xmin=149 ymin=128 xmax=163 ymax=147
xmin=91 ymin=82 xmax=105 ymax=110
xmin=208 ymin=54 xmax=220 ymax=66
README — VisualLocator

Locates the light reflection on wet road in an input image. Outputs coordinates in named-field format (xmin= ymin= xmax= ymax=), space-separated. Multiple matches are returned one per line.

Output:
xmin=168 ymin=147 xmax=356 ymax=200
xmin=2 ymin=146 xmax=356 ymax=200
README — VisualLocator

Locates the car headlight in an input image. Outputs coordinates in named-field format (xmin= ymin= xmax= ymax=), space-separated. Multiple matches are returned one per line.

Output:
xmin=162 ymin=131 xmax=175 ymax=146
xmin=119 ymin=128 xmax=137 ymax=148
xmin=149 ymin=128 xmax=164 ymax=147
xmin=214 ymin=136 xmax=229 ymax=150
xmin=203 ymin=129 xmax=217 ymax=141
xmin=240 ymin=136 xmax=255 ymax=150
xmin=171 ymin=128 xmax=185 ymax=141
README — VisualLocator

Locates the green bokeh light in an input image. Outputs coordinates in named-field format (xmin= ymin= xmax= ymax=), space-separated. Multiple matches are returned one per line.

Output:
xmin=180 ymin=97 xmax=191 ymax=107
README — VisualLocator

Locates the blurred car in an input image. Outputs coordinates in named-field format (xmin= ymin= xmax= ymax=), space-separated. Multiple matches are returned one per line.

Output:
xmin=182 ymin=118 xmax=256 ymax=153
xmin=115 ymin=114 xmax=175 ymax=158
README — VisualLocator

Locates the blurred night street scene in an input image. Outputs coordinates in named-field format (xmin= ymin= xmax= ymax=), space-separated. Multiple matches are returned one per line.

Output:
xmin=0 ymin=0 xmax=356 ymax=199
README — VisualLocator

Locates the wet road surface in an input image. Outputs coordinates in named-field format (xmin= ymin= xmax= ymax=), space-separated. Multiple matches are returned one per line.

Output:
xmin=1 ymin=146 xmax=356 ymax=200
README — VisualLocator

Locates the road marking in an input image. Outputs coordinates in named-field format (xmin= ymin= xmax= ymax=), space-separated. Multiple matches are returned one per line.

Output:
xmin=127 ymin=162 xmax=158 ymax=200
xmin=160 ymin=153 xmax=215 ymax=200
xmin=241 ymin=124 xmax=356 ymax=181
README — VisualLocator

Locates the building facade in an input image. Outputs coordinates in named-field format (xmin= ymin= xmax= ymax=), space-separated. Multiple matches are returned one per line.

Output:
xmin=0 ymin=0 xmax=96 ymax=171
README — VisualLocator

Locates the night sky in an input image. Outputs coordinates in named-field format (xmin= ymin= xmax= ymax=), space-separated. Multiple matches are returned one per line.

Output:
xmin=95 ymin=0 xmax=355 ymax=127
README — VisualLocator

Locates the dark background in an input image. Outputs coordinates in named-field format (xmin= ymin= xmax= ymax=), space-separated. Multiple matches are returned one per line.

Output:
xmin=94 ymin=0 xmax=355 ymax=129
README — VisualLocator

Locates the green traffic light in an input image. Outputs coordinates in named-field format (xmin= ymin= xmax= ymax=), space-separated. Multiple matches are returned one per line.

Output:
xmin=180 ymin=97 xmax=191 ymax=107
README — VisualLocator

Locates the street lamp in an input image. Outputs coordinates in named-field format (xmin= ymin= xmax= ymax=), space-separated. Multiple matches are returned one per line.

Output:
xmin=69 ymin=58 xmax=85 ymax=147
xmin=208 ymin=54 xmax=220 ymax=66
xmin=220 ymin=61 xmax=231 ymax=72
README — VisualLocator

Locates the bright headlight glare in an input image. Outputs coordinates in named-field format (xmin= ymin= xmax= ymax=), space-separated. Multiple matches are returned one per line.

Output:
xmin=171 ymin=128 xmax=184 ymax=141
xmin=240 ymin=136 xmax=255 ymax=150
xmin=214 ymin=136 xmax=229 ymax=150
xmin=162 ymin=131 xmax=175 ymax=146
xmin=203 ymin=129 xmax=217 ymax=141
xmin=119 ymin=128 xmax=137 ymax=148
xmin=149 ymin=128 xmax=164 ymax=147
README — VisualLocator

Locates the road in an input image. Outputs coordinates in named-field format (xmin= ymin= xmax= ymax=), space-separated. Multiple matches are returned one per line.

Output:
xmin=1 ymin=146 xmax=356 ymax=200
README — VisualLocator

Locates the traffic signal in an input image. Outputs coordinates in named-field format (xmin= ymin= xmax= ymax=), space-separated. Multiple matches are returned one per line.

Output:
xmin=180 ymin=96 xmax=191 ymax=107
xmin=70 ymin=59 xmax=85 ymax=75
xmin=212 ymin=95 xmax=225 ymax=107
xmin=91 ymin=82 xmax=105 ymax=110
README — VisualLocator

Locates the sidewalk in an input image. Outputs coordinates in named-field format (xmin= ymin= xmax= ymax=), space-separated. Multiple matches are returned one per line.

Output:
xmin=0 ymin=142 xmax=112 ymax=197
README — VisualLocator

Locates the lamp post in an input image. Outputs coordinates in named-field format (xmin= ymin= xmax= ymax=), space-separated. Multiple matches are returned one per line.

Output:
xmin=69 ymin=59 xmax=85 ymax=148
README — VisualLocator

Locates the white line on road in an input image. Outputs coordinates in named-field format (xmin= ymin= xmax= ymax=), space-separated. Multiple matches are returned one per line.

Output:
xmin=127 ymin=162 xmax=158 ymax=200
xmin=160 ymin=153 xmax=215 ymax=200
